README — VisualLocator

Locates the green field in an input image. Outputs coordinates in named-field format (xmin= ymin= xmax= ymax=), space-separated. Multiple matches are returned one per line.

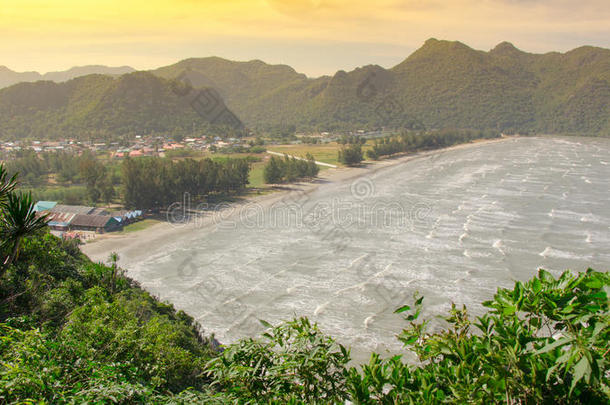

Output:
xmin=117 ymin=219 xmax=162 ymax=234
xmin=247 ymin=161 xmax=269 ymax=189
xmin=267 ymin=141 xmax=373 ymax=167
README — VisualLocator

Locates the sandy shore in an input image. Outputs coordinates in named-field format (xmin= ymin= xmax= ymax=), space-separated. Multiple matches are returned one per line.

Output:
xmin=81 ymin=136 xmax=513 ymax=264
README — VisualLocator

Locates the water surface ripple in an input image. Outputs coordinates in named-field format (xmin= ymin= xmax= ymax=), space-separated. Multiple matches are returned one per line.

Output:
xmin=129 ymin=137 xmax=610 ymax=362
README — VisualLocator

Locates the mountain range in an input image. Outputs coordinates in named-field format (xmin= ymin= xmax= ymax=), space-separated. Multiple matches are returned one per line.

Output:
xmin=0 ymin=65 xmax=135 ymax=89
xmin=1 ymin=39 xmax=608 ymax=139
xmin=0 ymin=72 xmax=241 ymax=140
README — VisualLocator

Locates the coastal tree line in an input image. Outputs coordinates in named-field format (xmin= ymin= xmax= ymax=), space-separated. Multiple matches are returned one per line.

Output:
xmin=263 ymin=154 xmax=319 ymax=184
xmin=367 ymin=128 xmax=500 ymax=160
xmin=122 ymin=157 xmax=250 ymax=210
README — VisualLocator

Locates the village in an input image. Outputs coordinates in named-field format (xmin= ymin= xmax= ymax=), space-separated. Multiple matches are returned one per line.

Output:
xmin=0 ymin=134 xmax=251 ymax=157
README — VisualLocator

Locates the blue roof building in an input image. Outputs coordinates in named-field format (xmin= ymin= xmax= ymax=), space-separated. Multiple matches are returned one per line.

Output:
xmin=34 ymin=201 xmax=57 ymax=212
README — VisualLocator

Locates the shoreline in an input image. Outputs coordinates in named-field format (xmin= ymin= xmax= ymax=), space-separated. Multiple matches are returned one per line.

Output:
xmin=81 ymin=136 xmax=514 ymax=263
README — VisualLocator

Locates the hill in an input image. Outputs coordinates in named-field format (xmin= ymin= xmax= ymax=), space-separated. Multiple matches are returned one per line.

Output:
xmin=0 ymin=65 xmax=135 ymax=88
xmin=0 ymin=71 xmax=243 ymax=140
xmin=1 ymin=39 xmax=608 ymax=139
xmin=152 ymin=39 xmax=610 ymax=136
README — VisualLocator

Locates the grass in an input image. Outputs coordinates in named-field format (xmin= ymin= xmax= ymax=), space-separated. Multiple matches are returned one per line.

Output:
xmin=117 ymin=219 xmax=162 ymax=234
xmin=248 ymin=161 xmax=269 ymax=189
xmin=267 ymin=141 xmax=374 ymax=167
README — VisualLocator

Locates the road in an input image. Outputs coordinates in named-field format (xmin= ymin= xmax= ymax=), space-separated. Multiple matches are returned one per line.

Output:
xmin=266 ymin=150 xmax=338 ymax=168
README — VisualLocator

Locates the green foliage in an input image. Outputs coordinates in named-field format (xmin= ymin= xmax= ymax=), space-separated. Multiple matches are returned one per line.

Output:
xmin=346 ymin=269 xmax=610 ymax=404
xmin=0 ymin=72 xmax=244 ymax=140
xmin=0 ymin=191 xmax=49 ymax=272
xmin=263 ymin=154 xmax=319 ymax=184
xmin=206 ymin=317 xmax=350 ymax=403
xmin=122 ymin=156 xmax=250 ymax=209
xmin=0 ymin=164 xmax=18 ymax=204
xmin=367 ymin=128 xmax=500 ymax=160
xmin=338 ymin=143 xmax=364 ymax=166
xmin=152 ymin=41 xmax=610 ymax=136
xmin=5 ymin=150 xmax=116 ymax=205
xmin=0 ymin=231 xmax=220 ymax=403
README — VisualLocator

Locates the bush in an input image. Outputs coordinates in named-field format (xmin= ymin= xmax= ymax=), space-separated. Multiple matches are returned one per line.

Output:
xmin=338 ymin=143 xmax=364 ymax=166
xmin=263 ymin=154 xmax=319 ymax=184
xmin=346 ymin=268 xmax=610 ymax=404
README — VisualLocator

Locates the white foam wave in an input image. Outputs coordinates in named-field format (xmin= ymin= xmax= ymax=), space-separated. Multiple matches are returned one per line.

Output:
xmin=348 ymin=254 xmax=369 ymax=269
xmin=492 ymin=239 xmax=505 ymax=255
xmin=314 ymin=302 xmax=330 ymax=316
xmin=539 ymin=246 xmax=587 ymax=260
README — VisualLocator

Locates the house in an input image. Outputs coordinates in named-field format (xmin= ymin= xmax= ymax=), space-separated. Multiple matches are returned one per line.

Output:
xmin=44 ymin=211 xmax=76 ymax=232
xmin=34 ymin=201 xmax=57 ymax=212
xmin=50 ymin=204 xmax=97 ymax=215
xmin=69 ymin=214 xmax=121 ymax=233
xmin=129 ymin=150 xmax=143 ymax=157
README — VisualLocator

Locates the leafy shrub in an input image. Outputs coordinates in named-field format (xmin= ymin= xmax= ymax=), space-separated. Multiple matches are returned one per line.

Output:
xmin=346 ymin=269 xmax=609 ymax=404
xmin=338 ymin=143 xmax=364 ymax=166
xmin=206 ymin=318 xmax=350 ymax=403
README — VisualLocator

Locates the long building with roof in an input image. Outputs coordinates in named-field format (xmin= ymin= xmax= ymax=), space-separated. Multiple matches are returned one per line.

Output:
xmin=34 ymin=202 xmax=142 ymax=235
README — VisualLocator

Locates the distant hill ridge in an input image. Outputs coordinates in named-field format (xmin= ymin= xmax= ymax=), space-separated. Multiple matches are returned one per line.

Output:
xmin=0 ymin=71 xmax=242 ymax=139
xmin=151 ymin=39 xmax=610 ymax=135
xmin=1 ymin=39 xmax=608 ymax=138
xmin=0 ymin=65 xmax=136 ymax=88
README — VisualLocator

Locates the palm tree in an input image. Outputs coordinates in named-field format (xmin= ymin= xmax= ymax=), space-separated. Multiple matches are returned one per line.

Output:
xmin=0 ymin=192 xmax=49 ymax=275
xmin=0 ymin=164 xmax=18 ymax=205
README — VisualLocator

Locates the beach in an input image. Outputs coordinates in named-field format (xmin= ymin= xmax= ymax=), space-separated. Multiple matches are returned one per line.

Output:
xmin=81 ymin=136 xmax=513 ymax=264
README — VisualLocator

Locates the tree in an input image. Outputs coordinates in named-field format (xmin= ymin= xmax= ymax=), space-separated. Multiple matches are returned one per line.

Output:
xmin=338 ymin=143 xmax=363 ymax=166
xmin=99 ymin=176 xmax=115 ymax=204
xmin=305 ymin=153 xmax=320 ymax=177
xmin=0 ymin=192 xmax=49 ymax=274
xmin=263 ymin=156 xmax=283 ymax=184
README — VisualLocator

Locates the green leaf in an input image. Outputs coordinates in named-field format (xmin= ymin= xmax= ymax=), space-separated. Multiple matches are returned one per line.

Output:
xmin=394 ymin=305 xmax=411 ymax=314
xmin=531 ymin=278 xmax=542 ymax=294
xmin=570 ymin=356 xmax=591 ymax=395
xmin=535 ymin=336 xmax=573 ymax=354
xmin=584 ymin=278 xmax=602 ymax=289
xmin=259 ymin=319 xmax=272 ymax=329
xmin=503 ymin=305 xmax=517 ymax=316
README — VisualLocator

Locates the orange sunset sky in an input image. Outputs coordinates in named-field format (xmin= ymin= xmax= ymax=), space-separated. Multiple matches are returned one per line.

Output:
xmin=1 ymin=0 xmax=609 ymax=76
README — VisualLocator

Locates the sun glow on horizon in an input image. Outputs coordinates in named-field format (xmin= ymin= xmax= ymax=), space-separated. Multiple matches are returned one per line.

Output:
xmin=1 ymin=0 xmax=609 ymax=76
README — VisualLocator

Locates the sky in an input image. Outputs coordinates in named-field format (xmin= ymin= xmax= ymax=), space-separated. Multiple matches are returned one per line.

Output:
xmin=1 ymin=0 xmax=609 ymax=77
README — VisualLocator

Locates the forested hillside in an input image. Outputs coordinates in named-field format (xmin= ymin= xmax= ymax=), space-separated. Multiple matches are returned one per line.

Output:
xmin=0 ymin=72 xmax=242 ymax=140
xmin=1 ymin=39 xmax=608 ymax=139
xmin=153 ymin=39 xmax=610 ymax=135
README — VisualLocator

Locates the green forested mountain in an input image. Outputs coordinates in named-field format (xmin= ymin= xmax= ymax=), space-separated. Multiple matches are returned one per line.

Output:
xmin=152 ymin=39 xmax=610 ymax=135
xmin=0 ymin=65 xmax=135 ymax=89
xmin=0 ymin=71 xmax=241 ymax=140
xmin=1 ymin=39 xmax=608 ymax=139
